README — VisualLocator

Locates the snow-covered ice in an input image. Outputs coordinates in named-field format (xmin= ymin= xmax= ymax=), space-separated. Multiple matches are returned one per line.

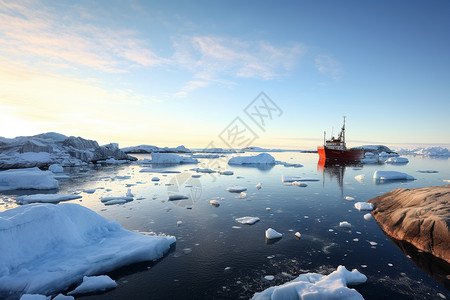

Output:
xmin=354 ymin=174 xmax=365 ymax=183
xmin=219 ymin=170 xmax=234 ymax=175
xmin=101 ymin=196 xmax=133 ymax=203
xmin=251 ymin=265 xmax=367 ymax=300
xmin=150 ymin=153 xmax=198 ymax=164
xmin=292 ymin=181 xmax=307 ymax=187
xmin=385 ymin=157 xmax=409 ymax=164
xmin=228 ymin=153 xmax=275 ymax=165
xmin=345 ymin=196 xmax=355 ymax=201
xmin=373 ymin=170 xmax=415 ymax=181
xmin=265 ymin=228 xmax=282 ymax=239
xmin=355 ymin=202 xmax=374 ymax=211
xmin=294 ymin=232 xmax=301 ymax=239
xmin=210 ymin=200 xmax=220 ymax=207
xmin=339 ymin=221 xmax=352 ymax=228
xmin=19 ymin=295 xmax=50 ymax=300
xmin=364 ymin=213 xmax=373 ymax=221
xmin=192 ymin=168 xmax=216 ymax=173
xmin=48 ymin=164 xmax=64 ymax=173
xmin=235 ymin=217 xmax=260 ymax=225
xmin=67 ymin=275 xmax=117 ymax=295
xmin=282 ymin=176 xmax=319 ymax=183
xmin=168 ymin=194 xmax=189 ymax=200
xmin=227 ymin=186 xmax=247 ymax=193
xmin=0 ymin=167 xmax=59 ymax=191
xmin=16 ymin=194 xmax=82 ymax=204
xmin=0 ymin=203 xmax=175 ymax=298
xmin=256 ymin=182 xmax=262 ymax=190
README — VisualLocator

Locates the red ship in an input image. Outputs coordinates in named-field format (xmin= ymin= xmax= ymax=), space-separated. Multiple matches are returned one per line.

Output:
xmin=317 ymin=117 xmax=364 ymax=161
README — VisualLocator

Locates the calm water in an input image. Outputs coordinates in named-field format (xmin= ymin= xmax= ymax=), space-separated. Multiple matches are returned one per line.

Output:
xmin=2 ymin=152 xmax=450 ymax=299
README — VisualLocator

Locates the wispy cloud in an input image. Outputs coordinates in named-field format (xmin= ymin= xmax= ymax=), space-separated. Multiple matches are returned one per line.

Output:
xmin=173 ymin=35 xmax=306 ymax=96
xmin=0 ymin=1 xmax=167 ymax=73
xmin=174 ymin=80 xmax=210 ymax=98
xmin=315 ymin=54 xmax=343 ymax=81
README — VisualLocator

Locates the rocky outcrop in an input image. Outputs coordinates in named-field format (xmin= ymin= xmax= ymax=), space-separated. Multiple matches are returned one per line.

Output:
xmin=368 ymin=185 xmax=450 ymax=263
xmin=0 ymin=133 xmax=136 ymax=169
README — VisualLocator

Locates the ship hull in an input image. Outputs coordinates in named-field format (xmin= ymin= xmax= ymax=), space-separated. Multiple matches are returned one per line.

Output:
xmin=317 ymin=146 xmax=364 ymax=161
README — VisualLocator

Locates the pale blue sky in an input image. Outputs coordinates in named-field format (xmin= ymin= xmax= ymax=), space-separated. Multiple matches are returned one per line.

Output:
xmin=0 ymin=0 xmax=449 ymax=149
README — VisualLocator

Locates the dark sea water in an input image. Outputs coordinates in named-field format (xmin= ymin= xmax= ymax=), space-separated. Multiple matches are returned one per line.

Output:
xmin=2 ymin=152 xmax=450 ymax=299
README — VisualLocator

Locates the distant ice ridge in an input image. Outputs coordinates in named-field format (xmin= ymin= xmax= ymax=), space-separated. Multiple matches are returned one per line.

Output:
xmin=251 ymin=265 xmax=367 ymax=300
xmin=0 ymin=167 xmax=59 ymax=191
xmin=0 ymin=203 xmax=175 ymax=298
xmin=121 ymin=144 xmax=191 ymax=153
xmin=396 ymin=146 xmax=450 ymax=156
xmin=0 ymin=132 xmax=135 ymax=169
xmin=149 ymin=153 xmax=198 ymax=164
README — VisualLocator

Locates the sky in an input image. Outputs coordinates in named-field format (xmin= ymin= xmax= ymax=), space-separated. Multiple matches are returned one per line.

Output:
xmin=0 ymin=0 xmax=449 ymax=150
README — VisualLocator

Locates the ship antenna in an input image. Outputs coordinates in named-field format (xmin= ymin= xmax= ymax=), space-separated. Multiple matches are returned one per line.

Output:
xmin=342 ymin=115 xmax=346 ymax=144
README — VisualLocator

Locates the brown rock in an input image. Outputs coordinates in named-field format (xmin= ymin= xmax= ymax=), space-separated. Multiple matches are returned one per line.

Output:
xmin=368 ymin=185 xmax=450 ymax=263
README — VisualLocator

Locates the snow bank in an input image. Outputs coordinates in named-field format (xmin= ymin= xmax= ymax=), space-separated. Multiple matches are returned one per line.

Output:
xmin=355 ymin=202 xmax=374 ymax=211
xmin=385 ymin=157 xmax=409 ymax=164
xmin=265 ymin=228 xmax=282 ymax=239
xmin=150 ymin=153 xmax=198 ymax=164
xmin=67 ymin=275 xmax=117 ymax=295
xmin=235 ymin=217 xmax=260 ymax=225
xmin=0 ymin=167 xmax=59 ymax=191
xmin=228 ymin=153 xmax=275 ymax=165
xmin=16 ymin=194 xmax=82 ymax=204
xmin=251 ymin=265 xmax=367 ymax=300
xmin=0 ymin=203 xmax=175 ymax=298
xmin=373 ymin=171 xmax=415 ymax=181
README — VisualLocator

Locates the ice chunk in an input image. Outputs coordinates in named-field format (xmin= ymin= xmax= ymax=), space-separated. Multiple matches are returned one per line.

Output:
xmin=282 ymin=176 xmax=319 ymax=183
xmin=210 ymin=200 xmax=220 ymax=207
xmin=168 ymin=194 xmax=189 ymax=200
xmin=20 ymin=295 xmax=50 ymax=300
xmin=417 ymin=170 xmax=438 ymax=173
xmin=53 ymin=294 xmax=74 ymax=300
xmin=251 ymin=265 xmax=367 ymax=300
xmin=236 ymin=192 xmax=247 ymax=199
xmin=16 ymin=194 xmax=82 ymax=204
xmin=228 ymin=153 xmax=275 ymax=165
xmin=266 ymin=228 xmax=282 ymax=239
xmin=68 ymin=275 xmax=117 ymax=295
xmin=264 ymin=275 xmax=274 ymax=281
xmin=0 ymin=203 xmax=175 ymax=297
xmin=339 ymin=221 xmax=352 ymax=228
xmin=227 ymin=186 xmax=247 ymax=193
xmin=150 ymin=153 xmax=198 ymax=164
xmin=192 ymin=174 xmax=201 ymax=178
xmin=48 ymin=164 xmax=63 ymax=173
xmin=292 ymin=181 xmax=307 ymax=187
xmin=139 ymin=169 xmax=181 ymax=173
xmin=235 ymin=217 xmax=260 ymax=225
xmin=385 ymin=157 xmax=409 ymax=164
xmin=345 ymin=196 xmax=355 ymax=201
xmin=219 ymin=171 xmax=234 ymax=175
xmin=355 ymin=202 xmax=374 ymax=211
xmin=354 ymin=174 xmax=365 ymax=183
xmin=364 ymin=213 xmax=373 ymax=221
xmin=373 ymin=170 xmax=415 ymax=181
xmin=256 ymin=182 xmax=262 ymax=190
xmin=126 ymin=189 xmax=133 ymax=198
xmin=83 ymin=189 xmax=96 ymax=194
xmin=100 ymin=196 xmax=133 ymax=203
xmin=294 ymin=232 xmax=301 ymax=239
xmin=0 ymin=167 xmax=59 ymax=191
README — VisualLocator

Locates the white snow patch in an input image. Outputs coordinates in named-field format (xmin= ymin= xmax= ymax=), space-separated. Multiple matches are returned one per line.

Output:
xmin=0 ymin=168 xmax=59 ymax=191
xmin=251 ymin=266 xmax=367 ymax=300
xmin=0 ymin=203 xmax=175 ymax=297
xmin=355 ymin=202 xmax=374 ymax=211
xmin=16 ymin=194 xmax=82 ymax=204
xmin=68 ymin=275 xmax=117 ymax=295
xmin=265 ymin=228 xmax=282 ymax=239
xmin=235 ymin=217 xmax=260 ymax=225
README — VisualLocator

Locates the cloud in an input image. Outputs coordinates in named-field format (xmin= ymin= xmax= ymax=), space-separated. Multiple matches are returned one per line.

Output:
xmin=0 ymin=1 xmax=167 ymax=73
xmin=315 ymin=54 xmax=343 ymax=81
xmin=174 ymin=80 xmax=210 ymax=98
xmin=172 ymin=35 xmax=306 ymax=96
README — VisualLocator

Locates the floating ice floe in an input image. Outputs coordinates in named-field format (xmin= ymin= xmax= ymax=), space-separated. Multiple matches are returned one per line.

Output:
xmin=168 ymin=194 xmax=189 ymax=201
xmin=48 ymin=164 xmax=64 ymax=173
xmin=16 ymin=194 xmax=82 ymax=204
xmin=53 ymin=294 xmax=73 ymax=300
xmin=364 ymin=213 xmax=373 ymax=221
xmin=292 ymin=181 xmax=307 ymax=187
xmin=235 ymin=217 xmax=260 ymax=225
xmin=191 ymin=154 xmax=220 ymax=159
xmin=149 ymin=153 xmax=198 ymax=164
xmin=192 ymin=174 xmax=201 ymax=178
xmin=373 ymin=170 xmax=415 ymax=181
xmin=339 ymin=221 xmax=352 ymax=228
xmin=264 ymin=275 xmax=275 ymax=281
xmin=385 ymin=157 xmax=409 ymax=164
xmin=67 ymin=275 xmax=117 ymax=295
xmin=282 ymin=176 xmax=319 ymax=183
xmin=294 ymin=232 xmax=301 ymax=239
xmin=191 ymin=168 xmax=216 ymax=173
xmin=266 ymin=228 xmax=282 ymax=239
xmin=102 ymin=158 xmax=129 ymax=164
xmin=227 ymin=186 xmax=247 ymax=193
xmin=19 ymin=294 xmax=50 ymax=300
xmin=219 ymin=171 xmax=234 ymax=175
xmin=235 ymin=192 xmax=247 ymax=199
xmin=228 ymin=153 xmax=275 ymax=165
xmin=83 ymin=189 xmax=96 ymax=194
xmin=151 ymin=177 xmax=160 ymax=181
xmin=256 ymin=182 xmax=262 ymax=190
xmin=417 ymin=170 xmax=439 ymax=173
xmin=100 ymin=196 xmax=133 ymax=205
xmin=251 ymin=265 xmax=367 ymax=300
xmin=276 ymin=161 xmax=303 ymax=168
xmin=345 ymin=196 xmax=355 ymax=201
xmin=0 ymin=203 xmax=175 ymax=298
xmin=210 ymin=200 xmax=220 ymax=207
xmin=354 ymin=202 xmax=374 ymax=211
xmin=139 ymin=168 xmax=181 ymax=173
xmin=0 ymin=167 xmax=59 ymax=191
xmin=354 ymin=174 xmax=365 ymax=183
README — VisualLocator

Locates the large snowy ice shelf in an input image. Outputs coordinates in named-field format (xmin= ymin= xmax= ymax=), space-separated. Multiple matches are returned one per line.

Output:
xmin=251 ymin=265 xmax=367 ymax=300
xmin=0 ymin=203 xmax=175 ymax=298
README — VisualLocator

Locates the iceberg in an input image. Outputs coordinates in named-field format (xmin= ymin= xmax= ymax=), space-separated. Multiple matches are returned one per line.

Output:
xmin=0 ymin=167 xmax=59 ymax=191
xmin=385 ymin=157 xmax=409 ymax=164
xmin=16 ymin=194 xmax=82 ymax=204
xmin=373 ymin=171 xmax=415 ymax=181
xmin=150 ymin=153 xmax=198 ymax=164
xmin=228 ymin=153 xmax=275 ymax=165
xmin=0 ymin=203 xmax=175 ymax=298
xmin=235 ymin=216 xmax=260 ymax=225
xmin=265 ymin=228 xmax=282 ymax=239
xmin=251 ymin=265 xmax=367 ymax=300
xmin=67 ymin=275 xmax=117 ymax=295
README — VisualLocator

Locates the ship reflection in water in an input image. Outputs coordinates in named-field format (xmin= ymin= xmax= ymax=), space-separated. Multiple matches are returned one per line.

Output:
xmin=317 ymin=157 xmax=362 ymax=196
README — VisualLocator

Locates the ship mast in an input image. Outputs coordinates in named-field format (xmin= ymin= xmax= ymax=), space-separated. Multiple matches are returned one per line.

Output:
xmin=341 ymin=116 xmax=346 ymax=144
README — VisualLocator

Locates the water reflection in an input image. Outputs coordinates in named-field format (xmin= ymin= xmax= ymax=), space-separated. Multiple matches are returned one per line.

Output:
xmin=317 ymin=158 xmax=362 ymax=195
